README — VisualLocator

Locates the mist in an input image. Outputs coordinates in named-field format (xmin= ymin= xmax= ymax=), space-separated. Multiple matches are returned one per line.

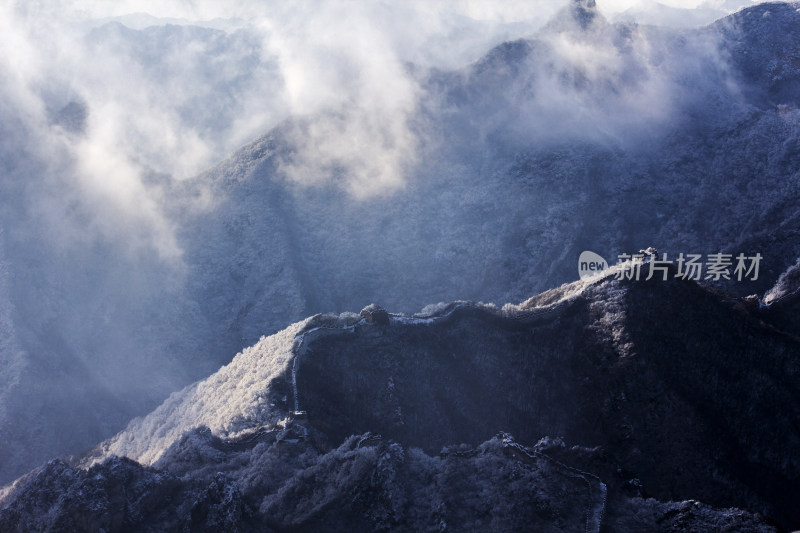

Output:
xmin=0 ymin=0 xmax=772 ymax=485
xmin=0 ymin=0 xmax=758 ymax=217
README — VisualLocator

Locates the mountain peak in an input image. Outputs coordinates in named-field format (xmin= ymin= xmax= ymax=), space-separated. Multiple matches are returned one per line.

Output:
xmin=572 ymin=0 xmax=599 ymax=29
xmin=542 ymin=0 xmax=606 ymax=35
xmin=573 ymin=0 xmax=598 ymax=16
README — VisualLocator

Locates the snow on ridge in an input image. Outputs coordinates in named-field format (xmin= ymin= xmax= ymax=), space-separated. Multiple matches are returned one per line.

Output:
xmin=85 ymin=318 xmax=312 ymax=467
xmin=75 ymin=260 xmax=697 ymax=471
xmin=763 ymin=257 xmax=800 ymax=306
xmin=513 ymin=266 xmax=621 ymax=312
xmin=81 ymin=286 xmax=581 ymax=470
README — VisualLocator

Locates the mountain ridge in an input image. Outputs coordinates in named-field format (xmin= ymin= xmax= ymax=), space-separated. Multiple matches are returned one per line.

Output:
xmin=2 ymin=261 xmax=799 ymax=530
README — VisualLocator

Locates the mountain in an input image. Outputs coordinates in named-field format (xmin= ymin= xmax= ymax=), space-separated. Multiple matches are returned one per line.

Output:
xmin=2 ymin=0 xmax=800 ymax=497
xmin=2 ymin=261 xmax=798 ymax=531
xmin=170 ymin=0 xmax=800 ymax=360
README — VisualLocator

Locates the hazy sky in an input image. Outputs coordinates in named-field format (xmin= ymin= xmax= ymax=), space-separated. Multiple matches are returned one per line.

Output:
xmin=13 ymin=0 xmax=757 ymax=21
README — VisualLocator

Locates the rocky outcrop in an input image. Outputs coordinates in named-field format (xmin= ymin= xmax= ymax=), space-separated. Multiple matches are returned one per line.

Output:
xmin=359 ymin=304 xmax=390 ymax=325
xmin=0 ymin=435 xmax=779 ymax=533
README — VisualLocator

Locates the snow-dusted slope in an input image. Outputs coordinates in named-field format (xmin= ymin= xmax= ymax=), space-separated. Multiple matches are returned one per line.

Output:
xmin=81 ymin=283 xmax=594 ymax=469
xmin=87 ymin=318 xmax=309 ymax=466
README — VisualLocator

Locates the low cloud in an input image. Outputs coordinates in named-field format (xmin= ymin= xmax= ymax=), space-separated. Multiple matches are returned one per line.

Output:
xmin=0 ymin=0 xmax=756 ymax=260
xmin=1 ymin=0 xmax=757 ymax=239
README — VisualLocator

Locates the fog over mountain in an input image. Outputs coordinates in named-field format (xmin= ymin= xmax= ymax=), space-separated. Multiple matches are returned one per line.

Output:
xmin=1 ymin=1 xmax=799 ymax=531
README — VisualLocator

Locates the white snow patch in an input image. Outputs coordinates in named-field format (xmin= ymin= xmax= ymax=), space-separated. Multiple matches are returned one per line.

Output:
xmin=86 ymin=318 xmax=313 ymax=467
